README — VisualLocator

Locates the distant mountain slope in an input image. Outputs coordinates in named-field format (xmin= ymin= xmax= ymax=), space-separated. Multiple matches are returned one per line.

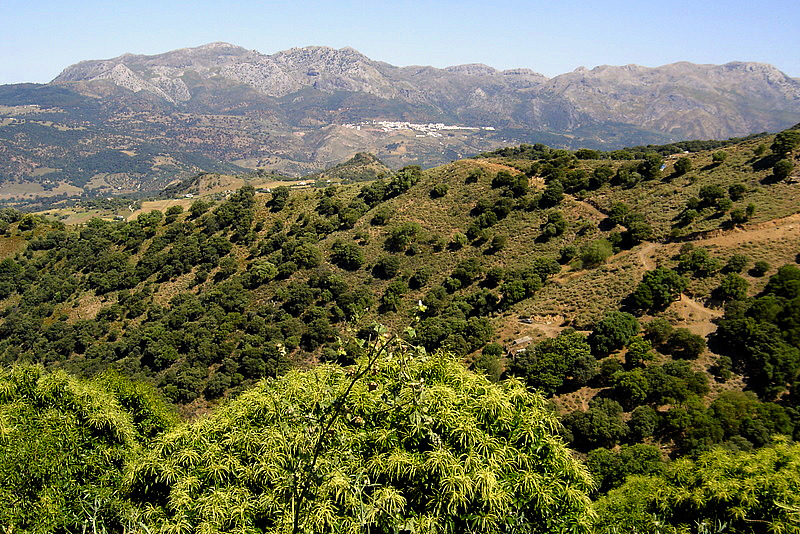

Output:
xmin=53 ymin=43 xmax=800 ymax=138
xmin=1 ymin=43 xmax=799 ymax=195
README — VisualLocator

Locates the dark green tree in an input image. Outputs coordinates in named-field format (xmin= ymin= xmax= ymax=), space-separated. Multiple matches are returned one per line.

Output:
xmin=564 ymin=398 xmax=628 ymax=450
xmin=673 ymin=157 xmax=692 ymax=175
xmin=589 ymin=311 xmax=640 ymax=356
xmin=330 ymin=240 xmax=365 ymax=271
xmin=771 ymin=129 xmax=800 ymax=156
xmin=711 ymin=150 xmax=728 ymax=163
xmin=637 ymin=152 xmax=664 ymax=180
xmin=773 ymin=158 xmax=795 ymax=179
xmin=665 ymin=328 xmax=706 ymax=359
xmin=631 ymin=267 xmax=688 ymax=311
xmin=716 ymin=273 xmax=749 ymax=301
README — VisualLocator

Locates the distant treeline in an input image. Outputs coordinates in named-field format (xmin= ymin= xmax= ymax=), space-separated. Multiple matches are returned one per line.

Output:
xmin=478 ymin=132 xmax=771 ymax=160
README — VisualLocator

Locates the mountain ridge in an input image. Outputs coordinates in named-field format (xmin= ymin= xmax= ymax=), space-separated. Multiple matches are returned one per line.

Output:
xmin=51 ymin=43 xmax=800 ymax=128
xmin=1 ymin=42 xmax=799 ymax=196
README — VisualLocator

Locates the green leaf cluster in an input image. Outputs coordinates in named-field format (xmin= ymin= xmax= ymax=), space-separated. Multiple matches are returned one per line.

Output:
xmin=128 ymin=351 xmax=595 ymax=533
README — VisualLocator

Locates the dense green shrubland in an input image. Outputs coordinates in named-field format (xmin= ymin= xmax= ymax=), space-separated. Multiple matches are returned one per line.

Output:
xmin=1 ymin=129 xmax=799 ymax=532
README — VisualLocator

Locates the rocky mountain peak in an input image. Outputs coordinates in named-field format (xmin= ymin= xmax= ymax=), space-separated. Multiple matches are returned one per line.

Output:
xmin=444 ymin=64 xmax=498 ymax=76
xmin=39 ymin=42 xmax=800 ymax=145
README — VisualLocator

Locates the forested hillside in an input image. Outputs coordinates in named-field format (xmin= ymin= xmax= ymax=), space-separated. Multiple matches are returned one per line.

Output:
xmin=0 ymin=126 xmax=799 ymax=532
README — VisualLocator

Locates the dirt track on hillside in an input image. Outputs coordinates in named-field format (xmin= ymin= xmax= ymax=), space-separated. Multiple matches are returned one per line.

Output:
xmin=634 ymin=211 xmax=800 ymax=335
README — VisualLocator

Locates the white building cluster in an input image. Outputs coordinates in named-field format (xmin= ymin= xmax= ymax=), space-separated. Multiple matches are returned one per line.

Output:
xmin=343 ymin=120 xmax=495 ymax=138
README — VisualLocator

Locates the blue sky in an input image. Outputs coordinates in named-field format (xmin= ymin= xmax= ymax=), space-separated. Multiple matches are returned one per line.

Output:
xmin=1 ymin=0 xmax=799 ymax=85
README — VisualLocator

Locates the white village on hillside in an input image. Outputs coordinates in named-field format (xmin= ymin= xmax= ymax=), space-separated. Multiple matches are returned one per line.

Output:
xmin=343 ymin=120 xmax=496 ymax=137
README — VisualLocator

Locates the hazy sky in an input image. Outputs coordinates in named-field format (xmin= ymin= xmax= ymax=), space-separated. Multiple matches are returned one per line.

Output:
xmin=2 ymin=0 xmax=799 ymax=85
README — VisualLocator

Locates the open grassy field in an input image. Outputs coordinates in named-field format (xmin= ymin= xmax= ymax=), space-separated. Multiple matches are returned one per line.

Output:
xmin=0 ymin=180 xmax=82 ymax=200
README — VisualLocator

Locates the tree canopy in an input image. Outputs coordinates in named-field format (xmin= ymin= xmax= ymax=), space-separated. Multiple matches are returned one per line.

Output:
xmin=0 ymin=365 xmax=176 ymax=533
xmin=127 ymin=348 xmax=595 ymax=533
xmin=594 ymin=440 xmax=800 ymax=534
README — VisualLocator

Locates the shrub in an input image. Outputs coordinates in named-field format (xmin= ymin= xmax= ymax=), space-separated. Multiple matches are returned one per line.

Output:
xmin=592 ymin=166 xmax=614 ymax=187
xmin=677 ymin=247 xmax=721 ymax=277
xmin=575 ymin=148 xmax=600 ymax=160
xmin=711 ymin=151 xmax=728 ymax=163
xmin=189 ymin=199 xmax=212 ymax=218
xmin=270 ymin=186 xmax=290 ymax=211
xmin=773 ymin=159 xmax=794 ymax=179
xmin=751 ymin=260 xmax=771 ymax=277
xmin=541 ymin=211 xmax=567 ymax=240
xmin=540 ymin=180 xmax=564 ymax=206
xmin=679 ymin=209 xmax=698 ymax=225
xmin=644 ymin=318 xmax=673 ymax=345
xmin=666 ymin=328 xmax=706 ymax=359
xmin=607 ymin=202 xmax=630 ymax=227
xmin=331 ymin=240 xmax=365 ymax=271
xmin=624 ymin=220 xmax=653 ymax=245
xmin=724 ymin=254 xmax=749 ymax=273
xmin=771 ymin=129 xmax=800 ymax=155
xmin=673 ymin=157 xmax=692 ymax=175
xmin=489 ymin=234 xmax=508 ymax=252
xmin=380 ymin=280 xmax=408 ymax=312
xmin=563 ymin=398 xmax=628 ymax=450
xmin=291 ymin=243 xmax=322 ymax=269
xmin=628 ymin=406 xmax=658 ymax=442
xmin=372 ymin=255 xmax=402 ymax=279
xmin=384 ymin=222 xmax=423 ymax=253
xmin=370 ymin=206 xmax=394 ymax=225
xmin=730 ymin=207 xmax=749 ymax=224
xmin=638 ymin=152 xmax=664 ymax=180
xmin=631 ymin=268 xmax=688 ymax=311
xmin=408 ymin=266 xmax=432 ymax=289
xmin=625 ymin=337 xmax=655 ymax=369
xmin=430 ymin=183 xmax=449 ymax=198
xmin=589 ymin=311 xmax=640 ymax=357
xmin=449 ymin=232 xmax=468 ymax=250
xmin=728 ymin=183 xmax=747 ymax=201
xmin=465 ymin=167 xmax=486 ymax=184
xmin=507 ymin=331 xmax=596 ymax=395
xmin=699 ymin=184 xmax=726 ymax=206
xmin=580 ymin=239 xmax=613 ymax=268
xmin=559 ymin=245 xmax=577 ymax=264
xmin=716 ymin=273 xmax=749 ymax=301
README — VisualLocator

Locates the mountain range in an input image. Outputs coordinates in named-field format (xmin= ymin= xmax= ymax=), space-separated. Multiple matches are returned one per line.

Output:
xmin=1 ymin=42 xmax=799 ymax=197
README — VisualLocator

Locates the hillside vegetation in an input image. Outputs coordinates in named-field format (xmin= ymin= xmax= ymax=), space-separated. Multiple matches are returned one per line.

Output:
xmin=0 ymin=126 xmax=799 ymax=532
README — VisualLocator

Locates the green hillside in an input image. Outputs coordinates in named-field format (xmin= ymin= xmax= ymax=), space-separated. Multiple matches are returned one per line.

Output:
xmin=303 ymin=151 xmax=392 ymax=183
xmin=0 ymin=126 xmax=799 ymax=532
